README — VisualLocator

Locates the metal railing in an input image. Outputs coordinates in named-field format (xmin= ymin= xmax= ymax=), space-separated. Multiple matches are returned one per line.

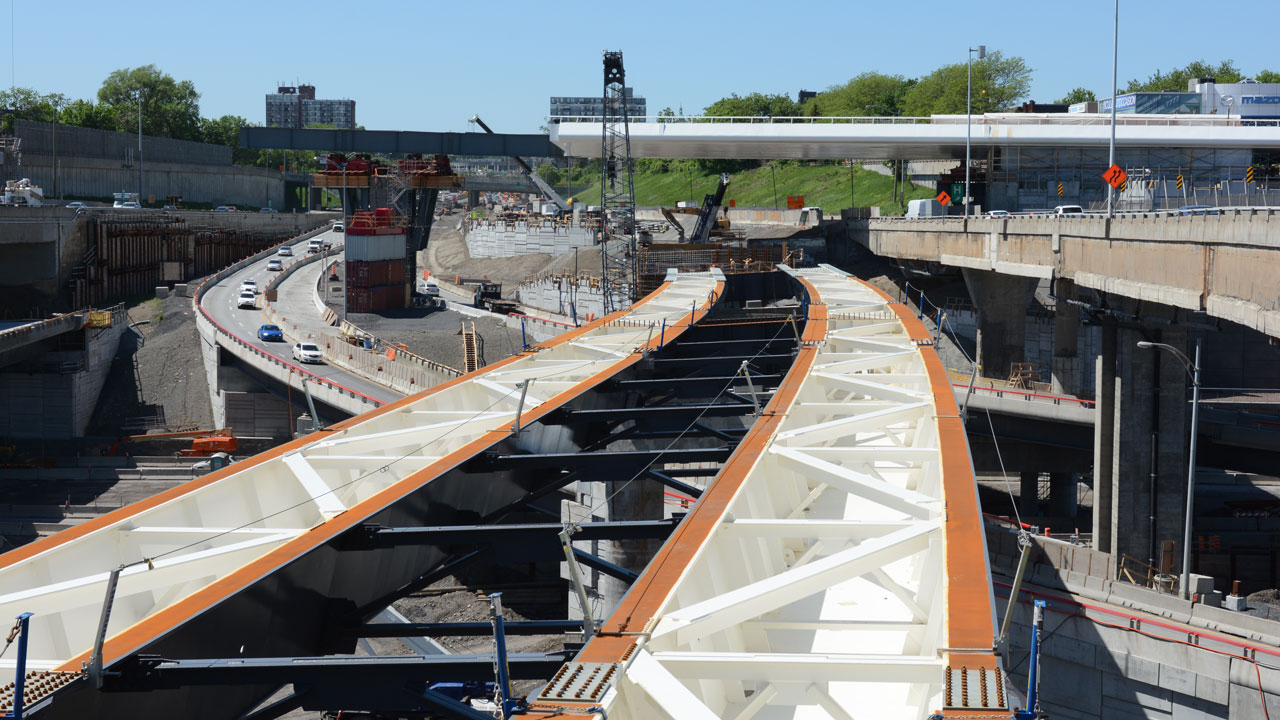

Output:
xmin=551 ymin=112 xmax=1273 ymax=128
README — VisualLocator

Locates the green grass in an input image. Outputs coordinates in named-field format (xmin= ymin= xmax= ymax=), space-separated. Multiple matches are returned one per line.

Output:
xmin=545 ymin=162 xmax=936 ymax=215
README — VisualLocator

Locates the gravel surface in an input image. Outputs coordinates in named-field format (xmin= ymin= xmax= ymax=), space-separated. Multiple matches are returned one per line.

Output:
xmin=346 ymin=307 xmax=522 ymax=372
xmin=89 ymin=292 xmax=212 ymax=435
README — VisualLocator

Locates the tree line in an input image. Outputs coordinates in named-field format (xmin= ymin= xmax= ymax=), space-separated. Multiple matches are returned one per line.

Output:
xmin=690 ymin=57 xmax=1280 ymax=122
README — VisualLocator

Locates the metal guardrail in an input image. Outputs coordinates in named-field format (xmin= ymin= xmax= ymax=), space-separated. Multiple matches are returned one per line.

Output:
xmin=870 ymin=205 xmax=1280 ymax=223
xmin=953 ymin=382 xmax=1096 ymax=408
xmin=551 ymin=113 xmax=1266 ymax=128
xmin=191 ymin=224 xmax=386 ymax=409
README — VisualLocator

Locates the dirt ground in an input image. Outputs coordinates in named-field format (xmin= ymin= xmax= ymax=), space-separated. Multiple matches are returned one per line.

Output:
xmin=89 ymin=291 xmax=213 ymax=435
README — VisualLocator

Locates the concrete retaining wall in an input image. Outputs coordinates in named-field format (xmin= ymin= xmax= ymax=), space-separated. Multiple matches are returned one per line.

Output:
xmin=515 ymin=275 xmax=607 ymax=320
xmin=0 ymin=308 xmax=127 ymax=438
xmin=988 ymin=524 xmax=1280 ymax=719
xmin=464 ymin=220 xmax=596 ymax=258
xmin=12 ymin=153 xmax=286 ymax=209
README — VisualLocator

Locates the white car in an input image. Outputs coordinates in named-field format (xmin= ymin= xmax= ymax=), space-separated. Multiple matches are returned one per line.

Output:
xmin=239 ymin=279 xmax=257 ymax=294
xmin=237 ymin=291 xmax=256 ymax=309
xmin=292 ymin=342 xmax=323 ymax=364
xmin=333 ymin=222 xmax=345 ymax=233
xmin=1053 ymin=204 xmax=1085 ymax=216
xmin=985 ymin=210 xmax=1010 ymax=217
xmin=267 ymin=259 xmax=284 ymax=271
xmin=277 ymin=245 xmax=294 ymax=257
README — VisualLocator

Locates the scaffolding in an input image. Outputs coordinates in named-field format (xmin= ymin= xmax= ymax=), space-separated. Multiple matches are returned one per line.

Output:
xmin=599 ymin=50 xmax=637 ymax=314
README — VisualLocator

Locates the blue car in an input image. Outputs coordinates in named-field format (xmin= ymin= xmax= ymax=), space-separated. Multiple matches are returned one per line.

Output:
xmin=257 ymin=324 xmax=284 ymax=342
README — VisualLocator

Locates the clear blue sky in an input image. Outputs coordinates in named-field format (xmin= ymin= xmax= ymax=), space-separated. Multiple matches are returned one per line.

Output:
xmin=8 ymin=0 xmax=1279 ymax=133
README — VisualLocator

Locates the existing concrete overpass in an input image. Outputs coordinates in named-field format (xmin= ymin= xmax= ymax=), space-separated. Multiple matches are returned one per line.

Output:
xmin=549 ymin=113 xmax=1280 ymax=159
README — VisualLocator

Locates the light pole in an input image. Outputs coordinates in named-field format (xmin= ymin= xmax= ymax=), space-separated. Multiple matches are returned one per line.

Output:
xmin=1136 ymin=338 xmax=1202 ymax=601
xmin=771 ymin=162 xmax=778 ymax=210
xmin=1222 ymin=95 xmax=1234 ymax=123
xmin=1107 ymin=0 xmax=1119 ymax=217
xmin=965 ymin=45 xmax=986 ymax=218
xmin=135 ymin=90 xmax=144 ymax=206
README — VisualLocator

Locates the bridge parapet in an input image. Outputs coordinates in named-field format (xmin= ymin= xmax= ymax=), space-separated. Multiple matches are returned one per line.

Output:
xmin=858 ymin=212 xmax=1280 ymax=338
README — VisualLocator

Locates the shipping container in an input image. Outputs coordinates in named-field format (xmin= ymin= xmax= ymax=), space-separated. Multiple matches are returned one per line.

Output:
xmin=346 ymin=282 xmax=408 ymax=313
xmin=345 ymin=233 xmax=407 ymax=262
xmin=346 ymin=259 xmax=404 ymax=288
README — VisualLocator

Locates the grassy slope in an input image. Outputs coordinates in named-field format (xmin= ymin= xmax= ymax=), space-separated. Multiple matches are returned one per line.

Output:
xmin=547 ymin=163 xmax=936 ymax=215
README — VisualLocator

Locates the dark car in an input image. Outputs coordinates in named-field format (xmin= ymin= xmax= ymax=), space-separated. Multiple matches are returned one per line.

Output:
xmin=257 ymin=324 xmax=284 ymax=342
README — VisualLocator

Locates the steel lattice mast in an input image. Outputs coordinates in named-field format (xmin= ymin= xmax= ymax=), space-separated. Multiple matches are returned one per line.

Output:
xmin=600 ymin=50 xmax=638 ymax=313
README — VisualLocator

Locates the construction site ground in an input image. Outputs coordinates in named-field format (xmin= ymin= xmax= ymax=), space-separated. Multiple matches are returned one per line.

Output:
xmin=319 ymin=260 xmax=520 ymax=374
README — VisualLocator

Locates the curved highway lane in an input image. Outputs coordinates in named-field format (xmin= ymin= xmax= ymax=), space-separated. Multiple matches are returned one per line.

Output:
xmin=199 ymin=228 xmax=403 ymax=407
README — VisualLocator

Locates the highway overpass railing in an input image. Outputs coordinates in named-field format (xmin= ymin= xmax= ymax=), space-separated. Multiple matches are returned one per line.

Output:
xmin=551 ymin=112 xmax=1260 ymax=127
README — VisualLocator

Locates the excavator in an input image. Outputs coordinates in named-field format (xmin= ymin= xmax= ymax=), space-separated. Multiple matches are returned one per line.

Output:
xmin=106 ymin=428 xmax=237 ymax=458
xmin=659 ymin=173 xmax=742 ymax=243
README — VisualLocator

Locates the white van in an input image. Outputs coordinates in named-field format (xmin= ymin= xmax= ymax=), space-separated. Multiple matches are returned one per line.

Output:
xmin=307 ymin=238 xmax=324 ymax=254
xmin=906 ymin=198 xmax=946 ymax=218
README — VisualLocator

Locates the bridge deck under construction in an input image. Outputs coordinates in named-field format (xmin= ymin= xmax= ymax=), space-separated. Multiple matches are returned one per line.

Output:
xmin=0 ymin=266 xmax=1003 ymax=720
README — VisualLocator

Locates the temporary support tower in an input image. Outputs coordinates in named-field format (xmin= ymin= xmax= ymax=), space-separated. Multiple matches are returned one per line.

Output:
xmin=600 ymin=50 xmax=638 ymax=314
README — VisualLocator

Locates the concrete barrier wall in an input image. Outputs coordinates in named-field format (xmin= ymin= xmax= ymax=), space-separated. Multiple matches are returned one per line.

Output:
xmin=318 ymin=332 xmax=457 ymax=396
xmin=988 ymin=523 xmax=1280 ymax=719
xmin=856 ymin=210 xmax=1280 ymax=338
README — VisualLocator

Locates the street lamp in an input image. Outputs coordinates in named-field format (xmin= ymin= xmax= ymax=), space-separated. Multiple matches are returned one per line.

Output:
xmin=1107 ymin=0 xmax=1119 ymax=218
xmin=965 ymin=44 xmax=986 ymax=218
xmin=134 ymin=90 xmax=144 ymax=206
xmin=1222 ymin=95 xmax=1234 ymax=123
xmin=1136 ymin=338 xmax=1202 ymax=601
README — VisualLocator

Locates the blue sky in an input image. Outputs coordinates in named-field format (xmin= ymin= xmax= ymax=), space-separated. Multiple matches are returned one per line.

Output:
xmin=8 ymin=0 xmax=1279 ymax=133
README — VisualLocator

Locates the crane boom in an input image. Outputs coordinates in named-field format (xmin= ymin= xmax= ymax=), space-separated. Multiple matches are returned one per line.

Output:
xmin=689 ymin=173 xmax=731 ymax=244
xmin=470 ymin=115 xmax=571 ymax=212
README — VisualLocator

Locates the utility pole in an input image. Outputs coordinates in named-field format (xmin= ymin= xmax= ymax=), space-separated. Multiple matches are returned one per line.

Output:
xmin=965 ymin=44 xmax=986 ymax=218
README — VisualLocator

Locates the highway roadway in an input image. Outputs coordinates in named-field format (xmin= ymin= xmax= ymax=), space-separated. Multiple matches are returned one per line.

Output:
xmin=199 ymin=227 xmax=402 ymax=407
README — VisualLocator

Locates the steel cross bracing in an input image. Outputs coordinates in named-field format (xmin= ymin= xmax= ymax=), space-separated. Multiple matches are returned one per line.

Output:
xmin=531 ymin=265 xmax=1005 ymax=720
xmin=0 ymin=271 xmax=719 ymax=692
xmin=599 ymin=50 xmax=638 ymax=315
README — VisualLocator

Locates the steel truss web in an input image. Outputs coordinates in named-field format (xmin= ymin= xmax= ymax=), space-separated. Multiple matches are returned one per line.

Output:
xmin=0 ymin=272 xmax=719 ymax=685
xmin=599 ymin=49 xmax=638 ymax=315
xmin=561 ymin=265 xmax=1004 ymax=720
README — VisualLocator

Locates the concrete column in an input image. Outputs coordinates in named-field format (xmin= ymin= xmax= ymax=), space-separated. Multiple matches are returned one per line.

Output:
xmin=1108 ymin=324 xmax=1192 ymax=567
xmin=1020 ymin=471 xmax=1040 ymax=518
xmin=961 ymin=268 xmax=1037 ymax=381
xmin=602 ymin=480 xmax=664 ymax=615
xmin=1093 ymin=320 xmax=1116 ymax=555
xmin=1048 ymin=472 xmax=1078 ymax=524
xmin=1051 ymin=278 xmax=1081 ymax=396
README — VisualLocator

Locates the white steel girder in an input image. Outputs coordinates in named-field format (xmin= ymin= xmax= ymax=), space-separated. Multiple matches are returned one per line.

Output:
xmin=0 ymin=272 xmax=719 ymax=682
xmin=578 ymin=265 xmax=994 ymax=720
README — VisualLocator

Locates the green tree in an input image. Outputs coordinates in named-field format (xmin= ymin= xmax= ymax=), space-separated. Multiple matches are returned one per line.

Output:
xmin=200 ymin=114 xmax=263 ymax=164
xmin=1056 ymin=87 xmax=1096 ymax=105
xmin=98 ymin=65 xmax=202 ymax=141
xmin=536 ymin=161 xmax=562 ymax=186
xmin=704 ymin=92 xmax=799 ymax=117
xmin=0 ymin=87 xmax=66 ymax=131
xmin=902 ymin=51 xmax=1032 ymax=115
xmin=1255 ymin=69 xmax=1280 ymax=83
xmin=803 ymin=73 xmax=915 ymax=117
xmin=59 ymin=99 xmax=119 ymax=131
xmin=1124 ymin=60 xmax=1241 ymax=93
